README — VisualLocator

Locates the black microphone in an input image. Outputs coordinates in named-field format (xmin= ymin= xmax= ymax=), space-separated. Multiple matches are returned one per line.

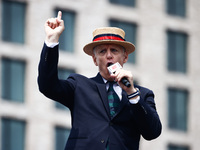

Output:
xmin=107 ymin=62 xmax=131 ymax=88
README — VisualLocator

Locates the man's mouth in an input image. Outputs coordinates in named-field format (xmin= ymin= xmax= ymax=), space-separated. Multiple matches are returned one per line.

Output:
xmin=107 ymin=62 xmax=113 ymax=67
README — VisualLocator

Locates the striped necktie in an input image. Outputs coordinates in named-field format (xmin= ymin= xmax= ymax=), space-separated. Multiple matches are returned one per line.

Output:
xmin=107 ymin=81 xmax=120 ymax=117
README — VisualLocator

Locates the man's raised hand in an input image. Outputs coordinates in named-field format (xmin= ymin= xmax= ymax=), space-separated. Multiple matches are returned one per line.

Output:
xmin=45 ymin=11 xmax=65 ymax=43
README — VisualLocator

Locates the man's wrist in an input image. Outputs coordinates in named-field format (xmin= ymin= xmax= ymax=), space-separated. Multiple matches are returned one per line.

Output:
xmin=127 ymin=88 xmax=140 ymax=99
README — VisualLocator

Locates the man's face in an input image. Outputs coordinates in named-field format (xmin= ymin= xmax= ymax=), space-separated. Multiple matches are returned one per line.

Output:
xmin=92 ymin=44 xmax=128 ymax=81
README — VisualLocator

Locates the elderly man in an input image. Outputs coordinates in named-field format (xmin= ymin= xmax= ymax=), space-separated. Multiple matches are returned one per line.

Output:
xmin=38 ymin=11 xmax=162 ymax=150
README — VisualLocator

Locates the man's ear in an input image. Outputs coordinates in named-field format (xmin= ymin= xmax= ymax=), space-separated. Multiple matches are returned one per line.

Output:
xmin=123 ymin=52 xmax=128 ymax=63
xmin=92 ymin=55 xmax=98 ymax=66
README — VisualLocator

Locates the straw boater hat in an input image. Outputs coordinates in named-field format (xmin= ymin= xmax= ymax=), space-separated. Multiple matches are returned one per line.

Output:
xmin=83 ymin=27 xmax=135 ymax=56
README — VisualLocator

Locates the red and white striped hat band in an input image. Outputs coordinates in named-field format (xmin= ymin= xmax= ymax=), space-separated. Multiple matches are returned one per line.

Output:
xmin=93 ymin=34 xmax=125 ymax=42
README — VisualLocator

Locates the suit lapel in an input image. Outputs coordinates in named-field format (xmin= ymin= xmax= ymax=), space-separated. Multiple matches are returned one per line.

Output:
xmin=91 ymin=73 xmax=111 ymax=118
xmin=119 ymin=90 xmax=129 ymax=111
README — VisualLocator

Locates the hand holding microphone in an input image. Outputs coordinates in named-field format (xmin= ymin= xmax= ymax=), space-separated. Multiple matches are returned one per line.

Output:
xmin=107 ymin=62 xmax=131 ymax=88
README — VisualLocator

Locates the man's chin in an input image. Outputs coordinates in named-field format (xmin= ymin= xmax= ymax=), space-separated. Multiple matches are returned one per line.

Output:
xmin=106 ymin=75 xmax=115 ymax=81
xmin=100 ymin=72 xmax=112 ymax=81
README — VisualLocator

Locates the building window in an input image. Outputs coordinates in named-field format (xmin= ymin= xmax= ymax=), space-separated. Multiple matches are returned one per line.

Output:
xmin=55 ymin=9 xmax=75 ymax=52
xmin=167 ymin=31 xmax=188 ymax=73
xmin=2 ymin=0 xmax=26 ymax=43
xmin=1 ymin=118 xmax=26 ymax=150
xmin=1 ymin=58 xmax=25 ymax=102
xmin=55 ymin=68 xmax=75 ymax=110
xmin=110 ymin=20 xmax=137 ymax=64
xmin=168 ymin=144 xmax=189 ymax=150
xmin=55 ymin=126 xmax=70 ymax=150
xmin=58 ymin=68 xmax=75 ymax=80
xmin=109 ymin=0 xmax=135 ymax=7
xmin=166 ymin=0 xmax=186 ymax=17
xmin=168 ymin=88 xmax=188 ymax=131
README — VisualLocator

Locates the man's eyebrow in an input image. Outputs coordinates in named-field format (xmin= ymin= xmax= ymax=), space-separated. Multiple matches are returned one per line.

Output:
xmin=110 ymin=48 xmax=118 ymax=50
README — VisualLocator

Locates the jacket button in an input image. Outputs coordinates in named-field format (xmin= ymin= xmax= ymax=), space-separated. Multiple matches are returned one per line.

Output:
xmin=101 ymin=139 xmax=105 ymax=143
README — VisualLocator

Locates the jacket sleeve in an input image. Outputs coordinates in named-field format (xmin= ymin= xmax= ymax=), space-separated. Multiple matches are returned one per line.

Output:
xmin=37 ymin=43 xmax=75 ymax=108
xmin=131 ymin=87 xmax=162 ymax=140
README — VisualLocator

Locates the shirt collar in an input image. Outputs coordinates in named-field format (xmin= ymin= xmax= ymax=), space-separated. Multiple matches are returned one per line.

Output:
xmin=102 ymin=77 xmax=119 ymax=86
xmin=102 ymin=77 xmax=107 ymax=84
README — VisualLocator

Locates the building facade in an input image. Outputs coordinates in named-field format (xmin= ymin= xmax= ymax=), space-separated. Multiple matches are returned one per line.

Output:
xmin=0 ymin=0 xmax=200 ymax=150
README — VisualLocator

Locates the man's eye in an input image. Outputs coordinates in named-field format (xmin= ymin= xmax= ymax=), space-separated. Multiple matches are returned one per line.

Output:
xmin=111 ymin=49 xmax=118 ymax=53
xmin=99 ymin=50 xmax=106 ymax=53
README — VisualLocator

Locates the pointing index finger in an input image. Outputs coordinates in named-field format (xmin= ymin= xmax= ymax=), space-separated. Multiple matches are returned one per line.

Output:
xmin=57 ymin=11 xmax=62 ymax=20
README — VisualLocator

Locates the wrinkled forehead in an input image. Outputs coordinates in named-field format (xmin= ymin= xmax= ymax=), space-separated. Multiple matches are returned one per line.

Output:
xmin=93 ymin=44 xmax=125 ymax=51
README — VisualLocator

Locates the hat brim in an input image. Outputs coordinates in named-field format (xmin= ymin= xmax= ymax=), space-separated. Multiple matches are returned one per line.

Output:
xmin=83 ymin=40 xmax=135 ymax=56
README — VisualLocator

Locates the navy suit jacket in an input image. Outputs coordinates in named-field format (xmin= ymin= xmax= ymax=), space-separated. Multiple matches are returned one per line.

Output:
xmin=38 ymin=44 xmax=162 ymax=150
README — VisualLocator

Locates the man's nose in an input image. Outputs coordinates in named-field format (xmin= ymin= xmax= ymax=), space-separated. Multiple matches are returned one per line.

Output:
xmin=106 ymin=50 xmax=113 ymax=59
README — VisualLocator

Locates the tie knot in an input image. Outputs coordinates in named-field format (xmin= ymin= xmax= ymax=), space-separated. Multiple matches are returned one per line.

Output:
xmin=107 ymin=81 xmax=116 ymax=91
xmin=108 ymin=81 xmax=115 ymax=86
